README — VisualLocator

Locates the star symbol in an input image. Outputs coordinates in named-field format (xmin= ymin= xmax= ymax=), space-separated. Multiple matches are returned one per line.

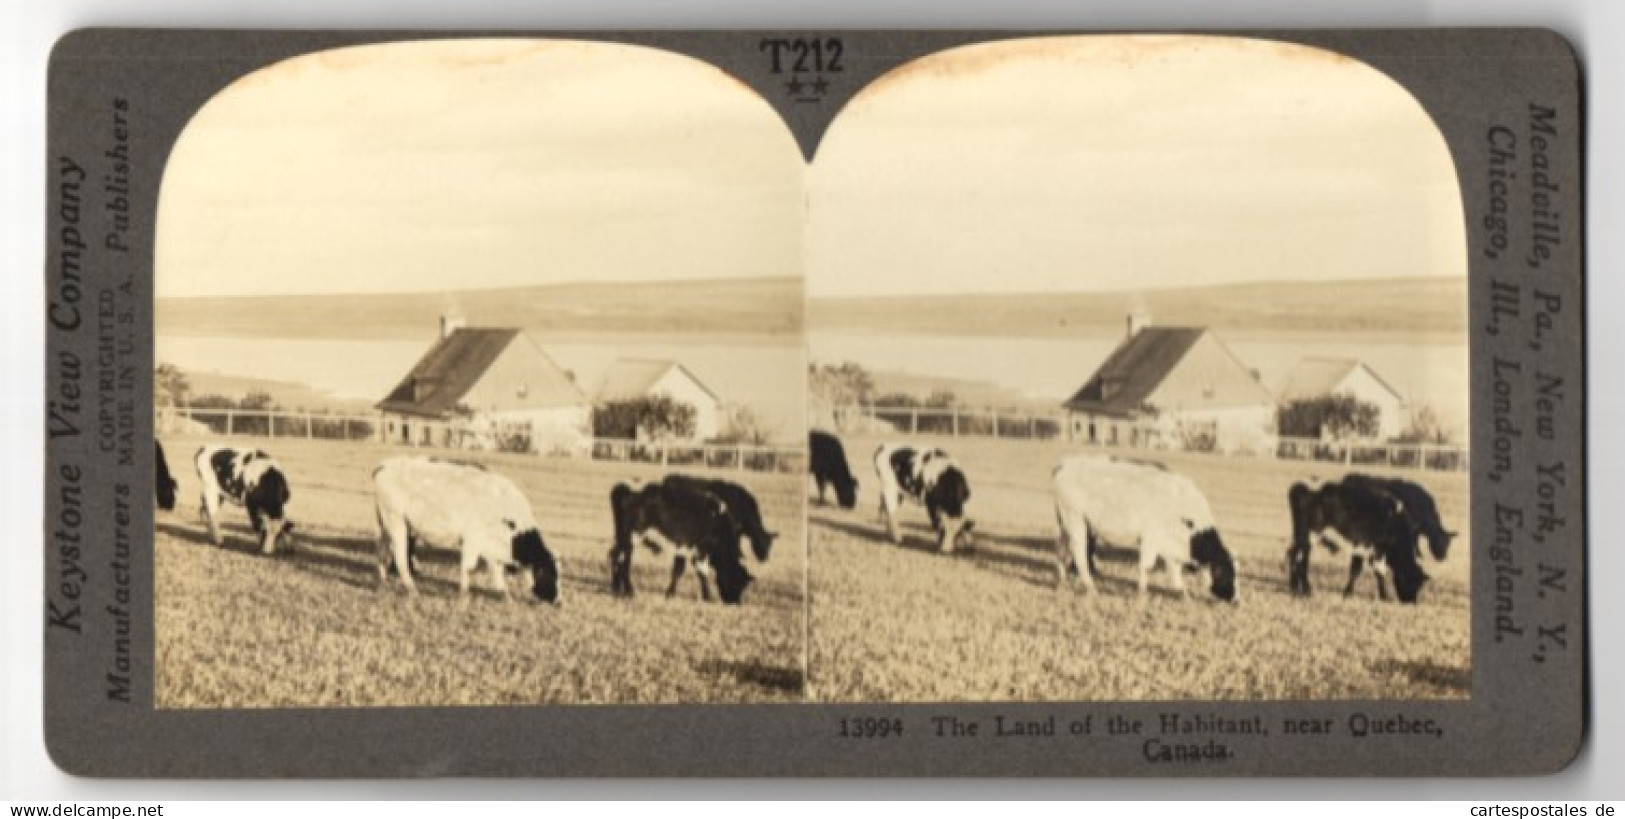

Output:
xmin=785 ymin=75 xmax=804 ymax=95
xmin=811 ymin=76 xmax=830 ymax=95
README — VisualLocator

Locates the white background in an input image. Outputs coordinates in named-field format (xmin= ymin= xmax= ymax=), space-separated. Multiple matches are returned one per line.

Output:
xmin=2 ymin=0 xmax=1618 ymax=800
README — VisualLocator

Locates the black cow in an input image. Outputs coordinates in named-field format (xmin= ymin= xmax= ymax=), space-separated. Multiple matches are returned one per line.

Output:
xmin=1343 ymin=473 xmax=1455 ymax=561
xmin=1287 ymin=479 xmax=1428 ymax=603
xmin=155 ymin=441 xmax=178 ymax=511
xmin=809 ymin=431 xmax=859 ymax=509
xmin=609 ymin=481 xmax=754 ymax=604
xmin=873 ymin=443 xmax=974 ymax=552
xmin=194 ymin=444 xmax=293 ymax=555
xmin=662 ymin=474 xmax=776 ymax=561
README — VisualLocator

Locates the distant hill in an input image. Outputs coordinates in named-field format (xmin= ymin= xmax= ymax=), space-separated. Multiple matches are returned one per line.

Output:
xmin=181 ymin=371 xmax=377 ymax=414
xmin=863 ymin=369 xmax=1058 ymax=413
xmin=158 ymin=277 xmax=802 ymax=340
xmin=810 ymin=277 xmax=1465 ymax=340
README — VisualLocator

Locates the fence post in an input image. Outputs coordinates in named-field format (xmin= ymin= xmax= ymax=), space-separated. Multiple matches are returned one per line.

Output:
xmin=991 ymin=409 xmax=1000 ymax=438
xmin=951 ymin=409 xmax=959 ymax=437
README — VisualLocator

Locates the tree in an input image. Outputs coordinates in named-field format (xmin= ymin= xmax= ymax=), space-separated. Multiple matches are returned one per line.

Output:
xmin=592 ymin=394 xmax=697 ymax=441
xmin=1277 ymin=394 xmax=1381 ymax=439
xmin=239 ymin=390 xmax=276 ymax=411
xmin=155 ymin=362 xmax=190 ymax=407
xmin=1394 ymin=403 xmax=1456 ymax=445
xmin=809 ymin=361 xmax=875 ymax=406
xmin=713 ymin=403 xmax=775 ymax=445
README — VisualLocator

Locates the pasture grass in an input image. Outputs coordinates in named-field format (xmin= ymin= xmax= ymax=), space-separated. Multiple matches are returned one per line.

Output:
xmin=156 ymin=436 xmax=807 ymax=708
xmin=808 ymin=433 xmax=1471 ymax=702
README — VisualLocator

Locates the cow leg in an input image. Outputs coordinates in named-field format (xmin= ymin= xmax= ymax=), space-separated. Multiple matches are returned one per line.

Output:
xmin=248 ymin=505 xmax=278 ymax=556
xmin=1371 ymin=556 xmax=1392 ymax=601
xmin=1167 ymin=555 xmax=1191 ymax=601
xmin=694 ymin=558 xmax=715 ymax=603
xmin=1343 ymin=554 xmax=1366 ymax=597
xmin=1286 ymin=537 xmax=1312 ymax=597
xmin=1054 ymin=509 xmax=1075 ymax=588
xmin=879 ymin=490 xmax=902 ymax=544
xmin=488 ymin=559 xmax=514 ymax=603
xmin=1138 ymin=545 xmax=1158 ymax=599
xmin=666 ymin=554 xmax=688 ymax=597
xmin=814 ymin=476 xmax=827 ymax=505
xmin=928 ymin=504 xmax=951 ymax=553
xmin=457 ymin=545 xmax=481 ymax=605
xmin=377 ymin=511 xmax=418 ymax=595
xmin=1055 ymin=506 xmax=1096 ymax=593
xmin=201 ymin=492 xmax=223 ymax=546
xmin=608 ymin=543 xmax=634 ymax=598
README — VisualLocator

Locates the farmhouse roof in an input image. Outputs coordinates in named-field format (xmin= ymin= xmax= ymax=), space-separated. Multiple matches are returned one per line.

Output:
xmin=377 ymin=327 xmax=583 ymax=418
xmin=1062 ymin=326 xmax=1273 ymax=418
xmin=1278 ymin=356 xmax=1405 ymax=404
xmin=595 ymin=358 xmax=718 ymax=404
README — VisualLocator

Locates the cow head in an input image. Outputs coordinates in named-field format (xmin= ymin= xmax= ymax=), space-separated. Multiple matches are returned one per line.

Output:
xmin=512 ymin=528 xmax=561 ymax=604
xmin=745 ymin=530 xmax=778 ymax=562
xmin=715 ymin=561 xmax=754 ymax=605
xmin=1189 ymin=527 xmax=1238 ymax=603
xmin=834 ymin=476 xmax=858 ymax=510
xmin=1422 ymin=528 xmax=1455 ymax=562
xmin=1391 ymin=558 xmax=1429 ymax=604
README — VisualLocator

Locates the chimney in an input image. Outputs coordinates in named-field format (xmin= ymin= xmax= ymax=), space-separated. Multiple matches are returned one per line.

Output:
xmin=440 ymin=311 xmax=466 ymax=340
xmin=1126 ymin=309 xmax=1150 ymax=339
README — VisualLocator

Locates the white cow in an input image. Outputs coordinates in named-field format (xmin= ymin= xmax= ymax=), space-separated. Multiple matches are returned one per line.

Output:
xmin=373 ymin=456 xmax=561 ymax=604
xmin=1052 ymin=455 xmax=1238 ymax=601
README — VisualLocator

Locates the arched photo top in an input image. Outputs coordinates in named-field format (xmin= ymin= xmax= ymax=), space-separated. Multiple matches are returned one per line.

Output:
xmin=809 ymin=34 xmax=1466 ymax=304
xmin=156 ymin=38 xmax=804 ymax=301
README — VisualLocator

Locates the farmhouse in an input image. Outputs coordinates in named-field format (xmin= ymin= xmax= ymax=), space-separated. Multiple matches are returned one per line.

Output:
xmin=1062 ymin=314 xmax=1275 ymax=453
xmin=1277 ymin=356 xmax=1407 ymax=441
xmin=377 ymin=314 xmax=590 ymax=453
xmin=595 ymin=358 xmax=721 ymax=442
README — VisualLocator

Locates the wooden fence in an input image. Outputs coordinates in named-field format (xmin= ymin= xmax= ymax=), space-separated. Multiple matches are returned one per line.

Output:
xmin=836 ymin=404 xmax=1067 ymax=440
xmin=165 ymin=407 xmax=804 ymax=474
xmin=166 ymin=407 xmax=380 ymax=442
xmin=1275 ymin=436 xmax=1469 ymax=472
xmin=832 ymin=404 xmax=1468 ymax=473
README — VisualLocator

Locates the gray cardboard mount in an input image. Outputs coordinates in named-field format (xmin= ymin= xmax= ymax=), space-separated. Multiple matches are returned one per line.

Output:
xmin=43 ymin=28 xmax=1584 ymax=777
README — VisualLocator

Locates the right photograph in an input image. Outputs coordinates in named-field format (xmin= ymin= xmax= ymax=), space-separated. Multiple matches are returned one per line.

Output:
xmin=805 ymin=35 xmax=1471 ymax=702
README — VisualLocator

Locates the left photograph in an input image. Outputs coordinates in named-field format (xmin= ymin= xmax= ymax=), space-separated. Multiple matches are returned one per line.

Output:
xmin=152 ymin=39 xmax=808 ymax=707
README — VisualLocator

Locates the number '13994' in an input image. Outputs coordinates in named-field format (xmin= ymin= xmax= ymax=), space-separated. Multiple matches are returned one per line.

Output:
xmin=839 ymin=717 xmax=903 ymax=738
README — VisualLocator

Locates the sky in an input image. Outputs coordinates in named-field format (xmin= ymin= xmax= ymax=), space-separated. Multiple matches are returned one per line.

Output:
xmin=156 ymin=39 xmax=804 ymax=298
xmin=806 ymin=35 xmax=1468 ymax=298
xmin=157 ymin=36 xmax=1467 ymax=302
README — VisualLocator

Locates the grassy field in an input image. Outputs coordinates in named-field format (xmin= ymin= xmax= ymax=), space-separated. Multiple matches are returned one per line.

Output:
xmin=807 ymin=432 xmax=1471 ymax=702
xmin=156 ymin=436 xmax=806 ymax=709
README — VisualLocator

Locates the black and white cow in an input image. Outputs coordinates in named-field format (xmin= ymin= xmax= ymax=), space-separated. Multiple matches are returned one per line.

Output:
xmin=1342 ymin=473 xmax=1455 ymax=561
xmin=195 ymin=444 xmax=293 ymax=555
xmin=1287 ymin=478 xmax=1428 ymax=603
xmin=1052 ymin=455 xmax=1238 ymax=602
xmin=373 ymin=456 xmax=561 ymax=604
xmin=809 ymin=430 xmax=859 ymax=509
xmin=609 ymin=480 xmax=753 ymax=604
xmin=662 ymin=474 xmax=777 ymax=561
xmin=155 ymin=441 xmax=178 ymax=512
xmin=873 ymin=443 xmax=974 ymax=552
